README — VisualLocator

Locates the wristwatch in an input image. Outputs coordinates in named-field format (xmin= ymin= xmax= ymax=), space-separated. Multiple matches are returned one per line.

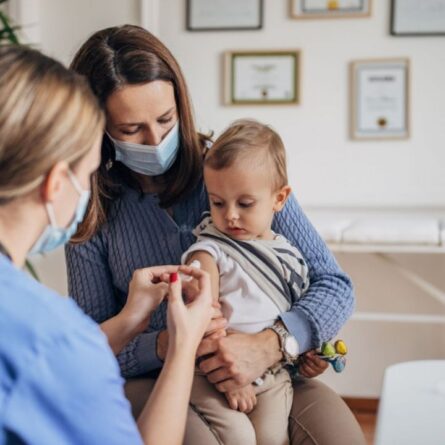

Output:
xmin=269 ymin=322 xmax=299 ymax=366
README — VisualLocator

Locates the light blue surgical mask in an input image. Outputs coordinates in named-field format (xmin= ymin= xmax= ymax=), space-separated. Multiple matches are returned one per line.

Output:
xmin=29 ymin=169 xmax=90 ymax=256
xmin=108 ymin=122 xmax=180 ymax=176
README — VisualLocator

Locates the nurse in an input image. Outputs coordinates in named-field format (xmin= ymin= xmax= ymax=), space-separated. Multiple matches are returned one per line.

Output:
xmin=0 ymin=45 xmax=213 ymax=445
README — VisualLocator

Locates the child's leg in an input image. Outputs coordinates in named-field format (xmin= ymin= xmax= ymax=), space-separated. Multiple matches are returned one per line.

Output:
xmin=190 ymin=373 xmax=256 ymax=445
xmin=248 ymin=369 xmax=293 ymax=445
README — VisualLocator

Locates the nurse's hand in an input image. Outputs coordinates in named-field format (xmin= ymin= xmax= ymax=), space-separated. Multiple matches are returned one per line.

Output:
xmin=156 ymin=280 xmax=226 ymax=361
xmin=156 ymin=304 xmax=226 ymax=361
xmin=182 ymin=280 xmax=227 ymax=337
xmin=137 ymin=267 xmax=213 ymax=445
xmin=102 ymin=265 xmax=179 ymax=355
xmin=181 ymin=274 xmax=226 ymax=329
xmin=122 ymin=265 xmax=180 ymax=335
xmin=166 ymin=266 xmax=213 ymax=356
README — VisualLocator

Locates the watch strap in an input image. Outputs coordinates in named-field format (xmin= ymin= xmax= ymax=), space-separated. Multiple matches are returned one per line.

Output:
xmin=269 ymin=322 xmax=298 ymax=366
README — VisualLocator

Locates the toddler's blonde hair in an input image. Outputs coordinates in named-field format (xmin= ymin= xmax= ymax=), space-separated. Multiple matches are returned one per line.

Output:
xmin=205 ymin=119 xmax=288 ymax=190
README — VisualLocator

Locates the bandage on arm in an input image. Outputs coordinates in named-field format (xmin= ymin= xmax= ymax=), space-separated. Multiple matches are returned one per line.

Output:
xmin=184 ymin=251 xmax=220 ymax=304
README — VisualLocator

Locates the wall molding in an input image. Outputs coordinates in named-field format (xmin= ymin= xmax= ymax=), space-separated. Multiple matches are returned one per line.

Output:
xmin=8 ymin=0 xmax=41 ymax=45
xmin=140 ymin=0 xmax=160 ymax=36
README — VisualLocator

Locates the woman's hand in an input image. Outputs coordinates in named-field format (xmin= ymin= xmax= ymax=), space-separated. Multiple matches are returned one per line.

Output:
xmin=166 ymin=265 xmax=213 ymax=357
xmin=196 ymin=329 xmax=282 ymax=392
xmin=297 ymin=350 xmax=329 ymax=378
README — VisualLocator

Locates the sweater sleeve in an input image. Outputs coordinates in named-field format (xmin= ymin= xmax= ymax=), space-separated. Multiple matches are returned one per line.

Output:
xmin=65 ymin=235 xmax=162 ymax=378
xmin=272 ymin=194 xmax=355 ymax=352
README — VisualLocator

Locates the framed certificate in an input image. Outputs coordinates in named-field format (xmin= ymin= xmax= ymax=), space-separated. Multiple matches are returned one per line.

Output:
xmin=290 ymin=0 xmax=371 ymax=19
xmin=391 ymin=0 xmax=445 ymax=36
xmin=187 ymin=0 xmax=263 ymax=31
xmin=350 ymin=59 xmax=410 ymax=140
xmin=224 ymin=50 xmax=300 ymax=105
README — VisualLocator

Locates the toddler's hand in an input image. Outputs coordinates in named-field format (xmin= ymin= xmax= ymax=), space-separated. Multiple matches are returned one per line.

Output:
xmin=298 ymin=350 xmax=329 ymax=378
xmin=225 ymin=384 xmax=257 ymax=413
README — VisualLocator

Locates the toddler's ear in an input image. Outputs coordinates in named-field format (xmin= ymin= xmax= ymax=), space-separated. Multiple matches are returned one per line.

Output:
xmin=273 ymin=185 xmax=292 ymax=212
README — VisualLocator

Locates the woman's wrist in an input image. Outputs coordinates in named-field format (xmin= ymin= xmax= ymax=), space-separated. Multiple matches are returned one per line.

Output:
xmin=256 ymin=328 xmax=283 ymax=369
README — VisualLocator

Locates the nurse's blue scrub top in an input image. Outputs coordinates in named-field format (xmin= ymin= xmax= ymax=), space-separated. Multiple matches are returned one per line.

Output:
xmin=0 ymin=254 xmax=143 ymax=445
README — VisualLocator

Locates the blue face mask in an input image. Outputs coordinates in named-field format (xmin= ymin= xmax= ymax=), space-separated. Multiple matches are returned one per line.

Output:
xmin=108 ymin=122 xmax=180 ymax=176
xmin=28 ymin=169 xmax=90 ymax=256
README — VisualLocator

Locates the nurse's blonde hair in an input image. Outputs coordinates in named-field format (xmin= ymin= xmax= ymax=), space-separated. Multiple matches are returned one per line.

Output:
xmin=0 ymin=45 xmax=104 ymax=205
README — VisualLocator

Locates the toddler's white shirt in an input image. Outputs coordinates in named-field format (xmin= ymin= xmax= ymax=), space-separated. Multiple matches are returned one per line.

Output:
xmin=183 ymin=237 xmax=291 ymax=333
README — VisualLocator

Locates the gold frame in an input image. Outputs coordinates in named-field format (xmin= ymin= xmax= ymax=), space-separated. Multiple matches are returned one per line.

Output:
xmin=350 ymin=58 xmax=410 ymax=141
xmin=289 ymin=0 xmax=372 ymax=20
xmin=224 ymin=50 xmax=301 ymax=106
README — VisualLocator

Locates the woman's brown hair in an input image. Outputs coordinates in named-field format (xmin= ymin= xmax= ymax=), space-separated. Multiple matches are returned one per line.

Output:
xmin=0 ymin=45 xmax=103 ymax=205
xmin=70 ymin=24 xmax=208 ymax=243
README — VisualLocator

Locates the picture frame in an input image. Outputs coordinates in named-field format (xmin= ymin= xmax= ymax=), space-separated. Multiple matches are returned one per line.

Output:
xmin=290 ymin=0 xmax=371 ymax=19
xmin=224 ymin=50 xmax=301 ymax=105
xmin=186 ymin=0 xmax=263 ymax=31
xmin=350 ymin=58 xmax=410 ymax=140
xmin=390 ymin=0 xmax=445 ymax=36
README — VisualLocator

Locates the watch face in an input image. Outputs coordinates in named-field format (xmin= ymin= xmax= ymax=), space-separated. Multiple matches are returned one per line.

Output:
xmin=285 ymin=336 xmax=299 ymax=357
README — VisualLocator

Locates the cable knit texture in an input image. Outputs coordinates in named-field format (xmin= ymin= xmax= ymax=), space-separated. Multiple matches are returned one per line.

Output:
xmin=66 ymin=180 xmax=354 ymax=378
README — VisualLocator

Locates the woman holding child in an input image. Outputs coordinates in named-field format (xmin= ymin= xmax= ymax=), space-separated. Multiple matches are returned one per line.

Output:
xmin=66 ymin=24 xmax=365 ymax=444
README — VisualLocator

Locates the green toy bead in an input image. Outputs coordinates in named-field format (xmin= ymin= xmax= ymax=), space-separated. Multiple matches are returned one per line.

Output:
xmin=321 ymin=341 xmax=336 ymax=358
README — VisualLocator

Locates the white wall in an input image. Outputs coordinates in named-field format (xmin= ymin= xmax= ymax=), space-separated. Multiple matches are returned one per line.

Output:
xmin=27 ymin=0 xmax=445 ymax=397
xmin=159 ymin=0 xmax=445 ymax=208
xmin=39 ymin=0 xmax=140 ymax=64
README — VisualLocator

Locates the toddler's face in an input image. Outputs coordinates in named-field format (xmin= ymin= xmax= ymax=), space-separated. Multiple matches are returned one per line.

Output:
xmin=204 ymin=163 xmax=288 ymax=241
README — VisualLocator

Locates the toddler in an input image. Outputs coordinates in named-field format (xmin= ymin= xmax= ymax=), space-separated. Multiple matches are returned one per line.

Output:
xmin=183 ymin=119 xmax=311 ymax=445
